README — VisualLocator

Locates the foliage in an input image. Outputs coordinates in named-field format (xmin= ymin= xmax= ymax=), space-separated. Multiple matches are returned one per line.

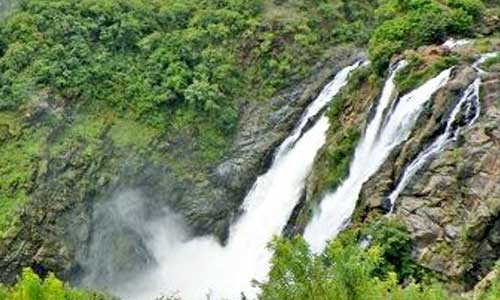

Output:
xmin=0 ymin=0 xmax=378 ymax=129
xmin=260 ymin=220 xmax=451 ymax=300
xmin=361 ymin=218 xmax=421 ymax=281
xmin=448 ymin=0 xmax=484 ymax=19
xmin=0 ymin=0 xmax=246 ymax=127
xmin=369 ymin=0 xmax=485 ymax=74
xmin=0 ymin=112 xmax=46 ymax=234
xmin=0 ymin=268 xmax=112 ymax=300
xmin=477 ymin=263 xmax=500 ymax=300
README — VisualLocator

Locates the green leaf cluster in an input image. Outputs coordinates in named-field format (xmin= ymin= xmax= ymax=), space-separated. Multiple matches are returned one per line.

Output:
xmin=0 ymin=268 xmax=112 ymax=300
xmin=260 ymin=218 xmax=452 ymax=300
xmin=368 ymin=0 xmax=485 ymax=74
xmin=0 ymin=0 xmax=379 ymax=130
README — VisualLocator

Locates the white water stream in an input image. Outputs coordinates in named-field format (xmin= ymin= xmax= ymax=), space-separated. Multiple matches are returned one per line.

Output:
xmin=304 ymin=62 xmax=452 ymax=253
xmin=386 ymin=78 xmax=480 ymax=211
xmin=116 ymin=62 xmax=361 ymax=300
xmin=387 ymin=52 xmax=498 ymax=211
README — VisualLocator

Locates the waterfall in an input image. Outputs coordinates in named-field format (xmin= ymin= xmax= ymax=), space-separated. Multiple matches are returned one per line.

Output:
xmin=304 ymin=62 xmax=452 ymax=254
xmin=275 ymin=61 xmax=366 ymax=158
xmin=386 ymin=78 xmax=479 ymax=212
xmin=387 ymin=53 xmax=498 ymax=211
xmin=115 ymin=62 xmax=361 ymax=300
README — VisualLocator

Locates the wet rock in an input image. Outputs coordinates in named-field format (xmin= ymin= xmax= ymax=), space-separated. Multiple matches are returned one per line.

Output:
xmin=214 ymin=161 xmax=245 ymax=190
xmin=419 ymin=207 xmax=447 ymax=225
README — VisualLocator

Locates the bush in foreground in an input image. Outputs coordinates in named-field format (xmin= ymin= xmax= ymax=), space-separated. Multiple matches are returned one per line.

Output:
xmin=0 ymin=268 xmax=111 ymax=300
xmin=259 ymin=218 xmax=452 ymax=300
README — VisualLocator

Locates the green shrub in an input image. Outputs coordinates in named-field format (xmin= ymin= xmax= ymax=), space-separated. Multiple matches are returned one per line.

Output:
xmin=447 ymin=8 xmax=475 ymax=34
xmin=448 ymin=0 xmax=484 ymax=19
xmin=362 ymin=218 xmax=419 ymax=280
xmin=322 ymin=129 xmax=360 ymax=191
xmin=260 ymin=222 xmax=451 ymax=300
xmin=0 ymin=268 xmax=111 ymax=300
xmin=369 ymin=0 xmax=484 ymax=74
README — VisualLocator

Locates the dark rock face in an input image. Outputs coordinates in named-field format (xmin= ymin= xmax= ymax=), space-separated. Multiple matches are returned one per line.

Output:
xmin=358 ymin=65 xmax=500 ymax=285
xmin=0 ymin=46 xmax=364 ymax=284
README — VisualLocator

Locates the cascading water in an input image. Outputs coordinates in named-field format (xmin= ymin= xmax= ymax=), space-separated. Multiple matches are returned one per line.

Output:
xmin=386 ymin=53 xmax=498 ymax=211
xmin=304 ymin=62 xmax=452 ymax=254
xmin=386 ymin=79 xmax=479 ymax=211
xmin=275 ymin=62 xmax=365 ymax=158
xmin=114 ymin=62 xmax=361 ymax=300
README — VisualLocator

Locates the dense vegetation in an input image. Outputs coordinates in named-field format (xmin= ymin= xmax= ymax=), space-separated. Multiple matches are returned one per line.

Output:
xmin=368 ymin=0 xmax=487 ymax=73
xmin=262 ymin=218 xmax=500 ymax=300
xmin=0 ymin=268 xmax=111 ymax=300
xmin=0 ymin=0 xmax=378 ymax=124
